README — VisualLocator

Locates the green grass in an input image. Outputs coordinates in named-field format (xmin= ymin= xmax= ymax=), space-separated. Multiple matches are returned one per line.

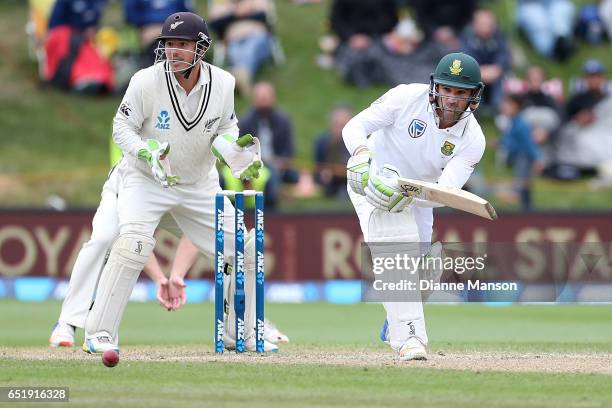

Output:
xmin=2 ymin=301 xmax=612 ymax=351
xmin=3 ymin=360 xmax=612 ymax=408
xmin=1 ymin=1 xmax=612 ymax=208
xmin=1 ymin=301 xmax=612 ymax=407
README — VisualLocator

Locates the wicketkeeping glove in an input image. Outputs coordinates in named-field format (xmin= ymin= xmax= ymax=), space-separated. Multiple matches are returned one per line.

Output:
xmin=365 ymin=164 xmax=413 ymax=212
xmin=346 ymin=150 xmax=372 ymax=195
xmin=138 ymin=139 xmax=179 ymax=187
xmin=212 ymin=134 xmax=262 ymax=180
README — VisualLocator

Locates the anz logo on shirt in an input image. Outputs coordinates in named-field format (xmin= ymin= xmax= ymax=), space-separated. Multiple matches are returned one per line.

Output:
xmin=155 ymin=110 xmax=171 ymax=130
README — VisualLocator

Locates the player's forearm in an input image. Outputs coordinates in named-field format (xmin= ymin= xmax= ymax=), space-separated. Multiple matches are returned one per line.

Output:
xmin=113 ymin=117 xmax=148 ymax=158
xmin=342 ymin=120 xmax=370 ymax=156
xmin=143 ymin=255 xmax=167 ymax=285
xmin=169 ymin=236 xmax=200 ymax=280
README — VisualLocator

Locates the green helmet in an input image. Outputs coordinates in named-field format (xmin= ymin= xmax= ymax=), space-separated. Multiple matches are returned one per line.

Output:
xmin=432 ymin=52 xmax=482 ymax=89
xmin=429 ymin=52 xmax=485 ymax=125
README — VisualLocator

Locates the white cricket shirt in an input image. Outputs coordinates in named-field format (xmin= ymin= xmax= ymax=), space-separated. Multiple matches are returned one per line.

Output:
xmin=343 ymin=83 xmax=486 ymax=241
xmin=113 ymin=61 xmax=239 ymax=185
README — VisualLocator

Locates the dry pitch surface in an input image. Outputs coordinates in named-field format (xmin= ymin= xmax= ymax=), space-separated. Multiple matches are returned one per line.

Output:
xmin=2 ymin=346 xmax=611 ymax=375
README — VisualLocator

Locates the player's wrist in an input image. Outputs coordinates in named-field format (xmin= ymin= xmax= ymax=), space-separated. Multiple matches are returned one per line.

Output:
xmin=352 ymin=145 xmax=370 ymax=156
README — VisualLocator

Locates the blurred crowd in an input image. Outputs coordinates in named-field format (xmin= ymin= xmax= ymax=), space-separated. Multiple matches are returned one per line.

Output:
xmin=26 ymin=0 xmax=612 ymax=211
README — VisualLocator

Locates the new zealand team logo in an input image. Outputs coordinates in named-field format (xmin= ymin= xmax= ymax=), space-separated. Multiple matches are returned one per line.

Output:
xmin=408 ymin=119 xmax=427 ymax=138
xmin=155 ymin=110 xmax=170 ymax=130
xmin=204 ymin=116 xmax=220 ymax=131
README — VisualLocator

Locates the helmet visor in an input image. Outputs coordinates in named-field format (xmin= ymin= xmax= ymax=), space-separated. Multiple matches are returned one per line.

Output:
xmin=153 ymin=39 xmax=208 ymax=73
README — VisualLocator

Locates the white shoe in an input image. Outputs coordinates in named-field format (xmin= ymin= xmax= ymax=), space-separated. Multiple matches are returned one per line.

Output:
xmin=82 ymin=331 xmax=119 ymax=354
xmin=264 ymin=319 xmax=289 ymax=344
xmin=223 ymin=334 xmax=279 ymax=353
xmin=49 ymin=322 xmax=75 ymax=348
xmin=398 ymin=337 xmax=427 ymax=361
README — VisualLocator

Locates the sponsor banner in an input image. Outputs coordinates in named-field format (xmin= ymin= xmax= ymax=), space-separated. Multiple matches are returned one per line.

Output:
xmin=2 ymin=211 xmax=612 ymax=282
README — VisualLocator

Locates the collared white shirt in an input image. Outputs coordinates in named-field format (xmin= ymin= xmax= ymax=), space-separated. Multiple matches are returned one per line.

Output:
xmin=343 ymin=83 xmax=486 ymax=242
xmin=168 ymin=64 xmax=209 ymax=119
xmin=112 ymin=61 xmax=239 ymax=184
xmin=343 ymin=83 xmax=485 ymax=189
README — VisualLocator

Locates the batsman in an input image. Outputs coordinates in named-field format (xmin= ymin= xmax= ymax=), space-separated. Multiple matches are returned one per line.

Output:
xmin=344 ymin=53 xmax=487 ymax=360
xmin=83 ymin=11 xmax=273 ymax=353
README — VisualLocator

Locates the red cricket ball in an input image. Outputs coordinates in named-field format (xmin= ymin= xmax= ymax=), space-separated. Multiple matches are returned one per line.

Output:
xmin=102 ymin=350 xmax=120 ymax=368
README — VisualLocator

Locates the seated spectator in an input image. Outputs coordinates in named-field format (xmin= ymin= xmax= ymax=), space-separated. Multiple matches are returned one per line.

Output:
xmin=553 ymin=60 xmax=612 ymax=178
xmin=330 ymin=0 xmax=398 ymax=87
xmin=379 ymin=19 xmax=451 ymax=86
xmin=44 ymin=0 xmax=114 ymax=93
xmin=521 ymin=66 xmax=562 ymax=168
xmin=461 ymin=9 xmax=511 ymax=114
xmin=314 ymin=105 xmax=352 ymax=198
xmin=410 ymin=0 xmax=477 ymax=40
xmin=498 ymin=94 xmax=542 ymax=211
xmin=516 ymin=0 xmax=575 ymax=61
xmin=566 ymin=60 xmax=608 ymax=123
xmin=575 ymin=3 xmax=607 ymax=45
xmin=209 ymin=0 xmax=274 ymax=96
xmin=239 ymin=82 xmax=298 ymax=208
xmin=123 ymin=0 xmax=194 ymax=67
xmin=524 ymin=66 xmax=561 ymax=111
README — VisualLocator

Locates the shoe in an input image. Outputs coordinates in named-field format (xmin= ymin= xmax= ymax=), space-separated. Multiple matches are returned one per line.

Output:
xmin=82 ymin=331 xmax=119 ymax=354
xmin=223 ymin=334 xmax=279 ymax=353
xmin=264 ymin=319 xmax=289 ymax=344
xmin=49 ymin=322 xmax=76 ymax=348
xmin=398 ymin=337 xmax=427 ymax=361
xmin=379 ymin=319 xmax=389 ymax=344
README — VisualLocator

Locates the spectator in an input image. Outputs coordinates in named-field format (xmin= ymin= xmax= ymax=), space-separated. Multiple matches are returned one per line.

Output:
xmin=554 ymin=60 xmax=612 ymax=178
xmin=379 ymin=19 xmax=451 ymax=86
xmin=521 ymin=66 xmax=562 ymax=168
xmin=575 ymin=4 xmax=607 ymax=45
xmin=44 ymin=0 xmax=114 ymax=93
xmin=516 ymin=0 xmax=575 ymax=61
xmin=566 ymin=59 xmax=608 ymax=123
xmin=209 ymin=0 xmax=274 ymax=96
xmin=48 ymin=0 xmax=107 ymax=32
xmin=330 ymin=0 xmax=398 ymax=87
xmin=123 ymin=0 xmax=195 ymax=67
xmin=314 ymin=105 xmax=352 ymax=198
xmin=461 ymin=9 xmax=511 ymax=114
xmin=410 ymin=0 xmax=477 ymax=40
xmin=524 ymin=66 xmax=561 ymax=111
xmin=498 ymin=94 xmax=542 ymax=211
xmin=239 ymin=82 xmax=297 ymax=207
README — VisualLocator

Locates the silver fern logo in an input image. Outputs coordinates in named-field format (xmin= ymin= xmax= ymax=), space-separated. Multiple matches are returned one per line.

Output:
xmin=204 ymin=116 xmax=220 ymax=130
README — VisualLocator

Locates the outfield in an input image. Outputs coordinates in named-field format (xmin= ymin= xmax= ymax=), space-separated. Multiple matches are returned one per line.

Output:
xmin=1 ymin=301 xmax=611 ymax=407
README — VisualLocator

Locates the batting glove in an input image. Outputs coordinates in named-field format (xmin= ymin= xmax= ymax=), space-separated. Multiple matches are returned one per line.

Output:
xmin=346 ymin=150 xmax=372 ymax=195
xmin=365 ymin=164 xmax=413 ymax=212
xmin=212 ymin=134 xmax=262 ymax=181
xmin=138 ymin=139 xmax=179 ymax=187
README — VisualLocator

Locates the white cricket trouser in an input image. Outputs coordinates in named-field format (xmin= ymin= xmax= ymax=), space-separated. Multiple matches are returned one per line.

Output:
xmin=58 ymin=164 xmax=182 ymax=328
xmin=348 ymin=187 xmax=429 ymax=349
xmin=106 ymin=166 xmax=252 ymax=339
xmin=116 ymin=167 xmax=236 ymax=255
xmin=58 ymin=168 xmax=120 ymax=328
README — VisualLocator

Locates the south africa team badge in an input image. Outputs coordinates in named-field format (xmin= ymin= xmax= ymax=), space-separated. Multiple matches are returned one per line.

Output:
xmin=441 ymin=141 xmax=455 ymax=156
xmin=408 ymin=119 xmax=427 ymax=138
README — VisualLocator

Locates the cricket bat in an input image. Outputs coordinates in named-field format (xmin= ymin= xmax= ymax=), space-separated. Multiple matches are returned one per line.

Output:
xmin=397 ymin=177 xmax=498 ymax=220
